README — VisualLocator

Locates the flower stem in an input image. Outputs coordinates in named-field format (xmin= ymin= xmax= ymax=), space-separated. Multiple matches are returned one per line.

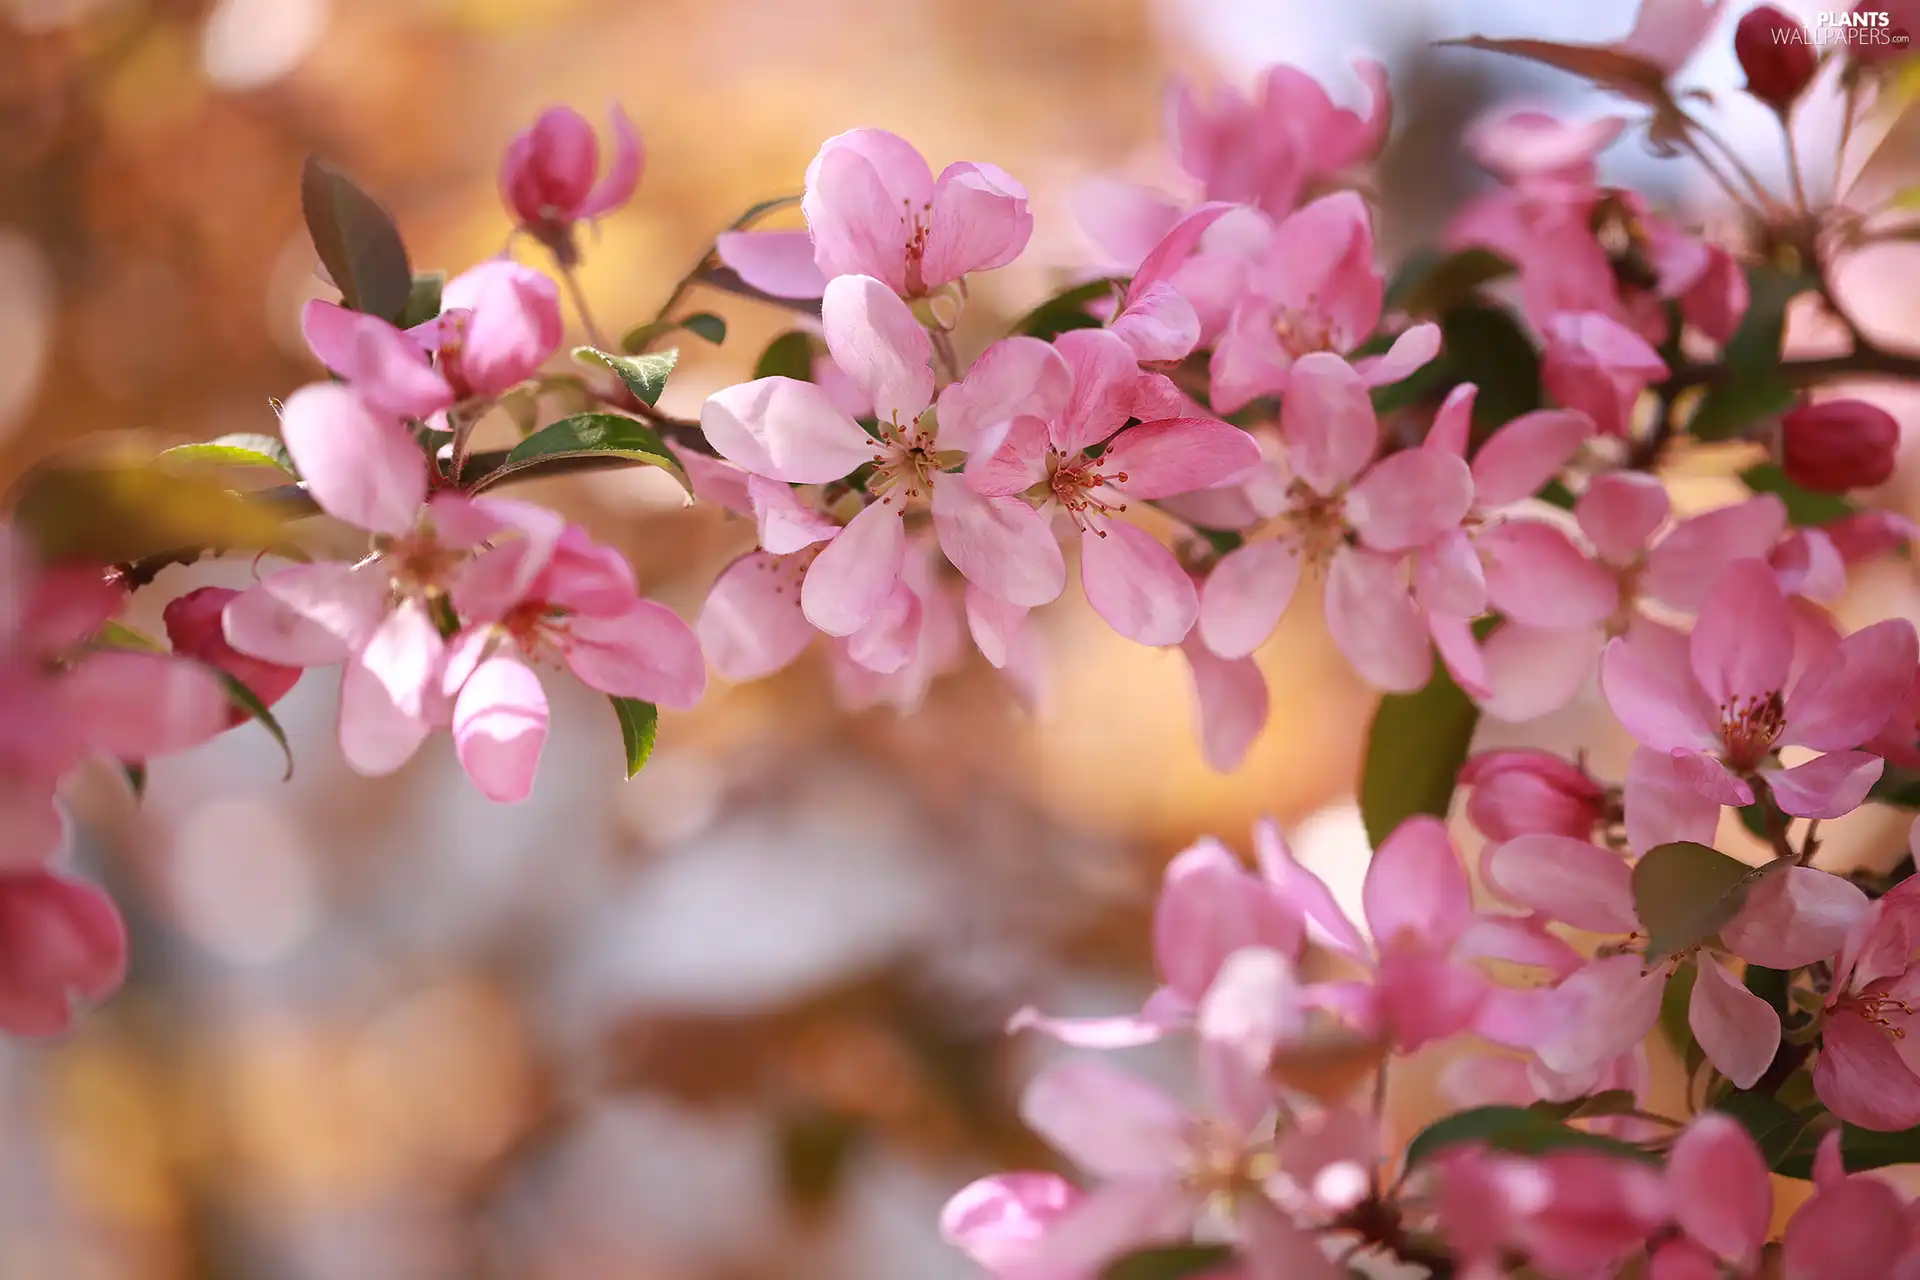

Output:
xmin=558 ymin=262 xmax=613 ymax=351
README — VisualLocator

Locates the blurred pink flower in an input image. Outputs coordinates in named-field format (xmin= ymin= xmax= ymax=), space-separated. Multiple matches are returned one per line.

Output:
xmin=499 ymin=103 xmax=642 ymax=260
xmin=1460 ymin=749 xmax=1607 ymax=844
xmin=1540 ymin=311 xmax=1669 ymax=439
xmin=1815 ymin=873 xmax=1920 ymax=1130
xmin=1434 ymin=1145 xmax=1668 ymax=1278
xmin=163 ymin=586 xmax=301 ymax=723
xmin=0 ymin=869 xmax=127 ymax=1038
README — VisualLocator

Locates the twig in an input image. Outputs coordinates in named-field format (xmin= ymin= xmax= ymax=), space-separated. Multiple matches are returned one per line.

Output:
xmin=557 ymin=262 xmax=612 ymax=352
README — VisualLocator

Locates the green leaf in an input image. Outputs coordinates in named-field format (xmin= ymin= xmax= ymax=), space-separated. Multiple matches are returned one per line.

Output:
xmin=1632 ymin=841 xmax=1782 ymax=961
xmin=399 ymin=271 xmax=445 ymax=329
xmin=11 ymin=460 xmax=294 ymax=564
xmin=754 ymin=330 xmax=817 ymax=381
xmin=728 ymin=193 xmax=802 ymax=230
xmin=621 ymin=312 xmax=726 ymax=353
xmin=159 ymin=433 xmax=296 ymax=476
xmin=611 ymin=697 xmax=659 ymax=778
xmin=1011 ymin=277 xmax=1123 ymax=341
xmin=1402 ymin=1105 xmax=1656 ymax=1170
xmin=98 ymin=620 xmax=166 ymax=651
xmin=1658 ymin=958 xmax=1699 ymax=1057
xmin=1871 ymin=767 xmax=1920 ymax=809
xmin=216 ymin=669 xmax=294 ymax=780
xmin=1713 ymin=1091 xmax=1823 ymax=1170
xmin=1740 ymin=462 xmax=1858 ymax=526
xmin=1777 ymin=1122 xmax=1920 ymax=1179
xmin=1387 ymin=247 xmax=1515 ymax=316
xmin=1358 ymin=660 xmax=1480 ymax=847
xmin=1101 ymin=1244 xmax=1238 ymax=1280
xmin=1191 ymin=525 xmax=1245 ymax=557
xmin=476 ymin=412 xmax=687 ymax=491
xmin=1537 ymin=477 xmax=1577 ymax=509
xmin=299 ymin=157 xmax=412 ymax=323
xmin=574 ymin=347 xmax=677 ymax=406
xmin=1371 ymin=302 xmax=1541 ymax=435
xmin=1686 ymin=264 xmax=1811 ymax=442
xmin=1528 ymin=1089 xmax=1639 ymax=1122
xmin=1690 ymin=376 xmax=1796 ymax=442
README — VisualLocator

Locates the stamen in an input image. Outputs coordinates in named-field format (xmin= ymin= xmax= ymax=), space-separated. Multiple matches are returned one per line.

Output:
xmin=1047 ymin=449 xmax=1128 ymax=534
xmin=1719 ymin=690 xmax=1786 ymax=770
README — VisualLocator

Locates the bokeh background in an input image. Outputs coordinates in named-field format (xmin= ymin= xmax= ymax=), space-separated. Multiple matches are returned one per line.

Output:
xmin=2 ymin=0 xmax=1918 ymax=1275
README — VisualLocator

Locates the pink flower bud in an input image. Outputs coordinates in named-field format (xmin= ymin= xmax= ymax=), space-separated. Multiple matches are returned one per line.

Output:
xmin=163 ymin=587 xmax=300 ymax=724
xmin=1780 ymin=399 xmax=1900 ymax=493
xmin=1460 ymin=749 xmax=1606 ymax=843
xmin=0 ymin=870 xmax=126 ymax=1036
xmin=1734 ymin=6 xmax=1817 ymax=110
xmin=498 ymin=104 xmax=642 ymax=258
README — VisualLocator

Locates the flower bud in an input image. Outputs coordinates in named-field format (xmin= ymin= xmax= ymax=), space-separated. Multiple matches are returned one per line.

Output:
xmin=498 ymin=104 xmax=642 ymax=259
xmin=1460 ymin=750 xmax=1606 ymax=843
xmin=163 ymin=587 xmax=300 ymax=724
xmin=1735 ymin=6 xmax=1817 ymax=110
xmin=1780 ymin=399 xmax=1900 ymax=493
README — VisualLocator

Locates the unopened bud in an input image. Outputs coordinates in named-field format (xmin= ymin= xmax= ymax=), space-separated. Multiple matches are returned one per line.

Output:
xmin=1735 ymin=6 xmax=1817 ymax=111
xmin=1780 ymin=398 xmax=1900 ymax=493
xmin=163 ymin=587 xmax=301 ymax=725
xmin=1460 ymin=749 xmax=1606 ymax=843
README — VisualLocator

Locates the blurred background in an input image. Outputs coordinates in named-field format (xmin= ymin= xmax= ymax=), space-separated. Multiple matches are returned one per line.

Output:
xmin=1 ymin=0 xmax=1918 ymax=1275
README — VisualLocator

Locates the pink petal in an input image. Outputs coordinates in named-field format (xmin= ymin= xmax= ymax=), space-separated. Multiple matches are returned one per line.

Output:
xmin=1690 ymin=559 xmax=1792 ymax=708
xmin=1781 ymin=1176 xmax=1915 ymax=1280
xmin=337 ymin=635 xmax=437 ymax=779
xmin=934 ymin=336 xmax=1072 ymax=455
xmin=1619 ymin=0 xmax=1725 ymax=73
xmin=713 ymin=230 xmax=829 ymax=300
xmin=1103 ymin=418 xmax=1261 ymax=500
xmin=566 ymin=600 xmax=706 ymax=709
xmin=1281 ymin=352 xmax=1377 ymax=496
xmin=1426 ymin=383 xmax=1477 ymax=458
xmin=1577 ymin=472 xmax=1671 ymax=567
xmin=1079 ymin=521 xmax=1197 ymax=647
xmin=1598 ymin=632 xmax=1718 ymax=753
xmin=1623 ymin=746 xmax=1719 ymax=856
xmin=963 ymin=413 xmax=1050 ymax=497
xmin=1198 ymin=538 xmax=1301 ymax=659
xmin=1073 ymin=176 xmax=1183 ymax=269
xmin=300 ymin=301 xmax=452 ymax=421
xmin=224 ymin=564 xmax=387 ymax=666
xmin=59 ymin=651 xmax=226 ymax=760
xmin=1197 ymin=947 xmax=1305 ymax=1131
xmin=820 ymin=273 xmax=933 ymax=423
xmin=1721 ymin=866 xmax=1869 ymax=970
xmin=1353 ymin=323 xmax=1442 ymax=387
xmin=0 ymin=785 xmax=66 ymax=872
xmin=1238 ymin=1192 xmax=1347 ymax=1280
xmin=1363 ymin=815 xmax=1471 ymax=948
xmin=1643 ymin=496 xmax=1788 ymax=612
xmin=1207 ymin=303 xmax=1290 ymax=416
xmin=696 ymin=551 xmax=814 ymax=681
xmin=748 ymin=475 xmax=839 ymax=554
xmin=0 ymin=870 xmax=126 ymax=1037
xmin=1480 ymin=520 xmax=1619 ymax=628
xmin=574 ymin=102 xmax=642 ymax=218
xmin=1018 ymin=1059 xmax=1190 ymax=1178
xmin=1671 ymin=748 xmax=1755 ymax=807
xmin=963 ymin=585 xmax=1029 ymax=670
xmin=843 ymin=581 xmax=923 ymax=674
xmin=923 ymin=160 xmax=1033 ymax=287
xmin=1666 ymin=1112 xmax=1771 ymax=1269
xmin=1253 ymin=820 xmax=1369 ymax=960
xmin=1345 ymin=449 xmax=1474 ymax=553
xmin=440 ymin=259 xmax=564 ymax=398
xmin=1785 ymin=618 xmax=1920 ymax=750
xmin=1376 ymin=939 xmax=1488 ymax=1052
xmin=1478 ymin=623 xmax=1599 ymax=723
xmin=1431 ymin=612 xmax=1491 ymax=698
xmin=801 ymin=501 xmax=905 ymax=636
xmin=1325 ymin=546 xmax=1431 ymax=692
xmin=699 ymin=377 xmax=876 ymax=484
xmin=1011 ymin=1178 xmax=1200 ymax=1278
xmin=452 ymin=656 xmax=549 ymax=803
xmin=1472 ymin=409 xmax=1593 ymax=507
xmin=931 ymin=481 xmax=1065 ymax=609
xmin=1814 ymin=1006 xmax=1920 ymax=1131
xmin=1414 ymin=529 xmax=1487 ymax=621
xmin=1052 ymin=328 xmax=1141 ymax=454
xmin=1534 ymin=955 xmax=1664 ymax=1078
xmin=1180 ymin=636 xmax=1269 ymax=772
xmin=279 ymin=382 xmax=428 ymax=536
xmin=1763 ymin=750 xmax=1884 ymax=820
xmin=803 ymin=139 xmax=916 ymax=293
xmin=1690 ymin=951 xmax=1780 ymax=1089
xmin=1008 ymin=1003 xmax=1182 ymax=1050
xmin=1485 ymin=835 xmax=1636 ymax=933
xmin=1111 ymin=282 xmax=1201 ymax=363
xmin=940 ymin=1172 xmax=1082 ymax=1273
xmin=1129 ymin=201 xmax=1235 ymax=303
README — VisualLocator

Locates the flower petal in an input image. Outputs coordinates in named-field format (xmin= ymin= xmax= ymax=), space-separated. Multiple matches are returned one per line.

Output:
xmin=931 ymin=481 xmax=1065 ymax=608
xmin=1780 ymin=1174 xmax=1914 ymax=1280
xmin=1479 ymin=623 xmax=1599 ymax=723
xmin=279 ymin=382 xmax=428 ymax=536
xmin=1351 ymin=322 xmax=1441 ymax=386
xmin=1079 ymin=520 xmax=1197 ymax=647
xmin=1785 ymin=618 xmax=1920 ymax=751
xmin=820 ymin=273 xmax=933 ymax=423
xmin=1198 ymin=538 xmax=1301 ymax=660
xmin=1690 ymin=559 xmax=1793 ymax=709
xmin=1102 ymin=418 xmax=1261 ymax=500
xmin=1721 ymin=866 xmax=1869 ymax=970
xmin=1533 ymin=955 xmax=1664 ymax=1078
xmin=452 ymin=656 xmax=549 ymax=803
xmin=59 ymin=651 xmax=227 ymax=760
xmin=1281 ymin=352 xmax=1377 ymax=495
xmin=1325 ymin=546 xmax=1431 ymax=692
xmin=1019 ymin=1059 xmax=1190 ymax=1178
xmin=1363 ymin=815 xmax=1472 ymax=948
xmin=748 ymin=475 xmax=840 ymax=554
xmin=1472 ymin=409 xmax=1593 ymax=507
xmin=697 ymin=551 xmax=814 ymax=681
xmin=1053 ymin=328 xmax=1141 ymax=454
xmin=802 ymin=500 xmax=906 ymax=636
xmin=1814 ymin=1006 xmax=1920 ymax=1131
xmin=1346 ymin=449 xmax=1474 ymax=553
xmin=1623 ymin=746 xmax=1719 ymax=856
xmin=1577 ymin=472 xmax=1670 ymax=566
xmin=934 ymin=336 xmax=1073 ymax=454
xmin=1690 ymin=951 xmax=1780 ymax=1090
xmin=923 ymin=160 xmax=1033 ymax=287
xmin=700 ymin=377 xmax=876 ymax=483
xmin=1643 ymin=496 xmax=1787 ymax=612
xmin=1763 ymin=750 xmax=1883 ymax=820
xmin=1480 ymin=520 xmax=1619 ymax=627
xmin=1666 ymin=1112 xmax=1770 ymax=1270
xmin=1598 ymin=631 xmax=1719 ymax=753
xmin=1179 ymin=636 xmax=1268 ymax=772
xmin=1485 ymin=835 xmax=1637 ymax=933
xmin=566 ymin=600 xmax=706 ymax=709
xmin=713 ymin=229 xmax=829 ymax=299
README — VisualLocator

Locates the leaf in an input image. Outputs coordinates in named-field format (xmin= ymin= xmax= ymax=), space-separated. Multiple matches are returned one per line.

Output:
xmin=1402 ymin=1104 xmax=1656 ymax=1169
xmin=1537 ymin=478 xmax=1577 ymax=510
xmin=611 ymin=696 xmax=659 ymax=778
xmin=754 ymin=330 xmax=817 ymax=382
xmin=473 ymin=412 xmax=688 ymax=491
xmin=1632 ymin=841 xmax=1783 ymax=961
xmin=1659 ymin=958 xmax=1699 ymax=1057
xmin=1011 ymin=277 xmax=1123 ymax=341
xmin=98 ymin=620 xmax=166 ymax=651
xmin=299 ymin=157 xmax=412 ymax=323
xmin=1191 ymin=525 xmax=1245 ymax=557
xmin=1690 ymin=376 xmax=1796 ymax=442
xmin=399 ymin=271 xmax=445 ymax=329
xmin=1776 ymin=1122 xmax=1920 ymax=1179
xmin=575 ymin=347 xmax=678 ymax=406
xmin=1529 ymin=1089 xmax=1639 ymax=1122
xmin=217 ymin=669 xmax=294 ymax=780
xmin=1688 ymin=264 xmax=1809 ymax=442
xmin=728 ymin=193 xmax=803 ymax=230
xmin=621 ymin=312 xmax=727 ymax=353
xmin=1871 ymin=767 xmax=1920 ymax=809
xmin=1371 ymin=302 xmax=1541 ymax=436
xmin=1387 ymin=248 xmax=1515 ymax=316
xmin=1436 ymin=35 xmax=1670 ymax=100
xmin=1740 ymin=462 xmax=1858 ymax=526
xmin=12 ymin=460 xmax=293 ymax=564
xmin=1713 ymin=1091 xmax=1822 ymax=1170
xmin=159 ymin=433 xmax=296 ymax=476
xmin=1101 ymin=1245 xmax=1239 ymax=1280
xmin=1358 ymin=659 xmax=1480 ymax=847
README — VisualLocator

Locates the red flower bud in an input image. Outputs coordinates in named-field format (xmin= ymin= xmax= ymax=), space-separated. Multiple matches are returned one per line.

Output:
xmin=1735 ymin=6 xmax=1817 ymax=110
xmin=163 ymin=587 xmax=300 ymax=725
xmin=1460 ymin=750 xmax=1607 ymax=844
xmin=1780 ymin=399 xmax=1901 ymax=493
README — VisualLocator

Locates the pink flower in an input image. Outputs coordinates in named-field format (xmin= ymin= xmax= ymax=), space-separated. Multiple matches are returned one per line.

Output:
xmin=1432 ymin=1145 xmax=1668 ymax=1278
xmin=1459 ymin=749 xmax=1607 ymax=844
xmin=302 ymin=258 xmax=563 ymax=417
xmin=1197 ymin=353 xmax=1473 ymax=690
xmin=0 ymin=528 xmax=226 ymax=869
xmin=499 ymin=103 xmax=642 ymax=261
xmin=716 ymin=128 xmax=1031 ymax=301
xmin=1600 ymin=558 xmax=1917 ymax=819
xmin=0 ymin=869 xmax=127 ymax=1037
xmin=940 ymin=1173 xmax=1084 ymax=1276
xmin=1011 ymin=835 xmax=1305 ymax=1048
xmin=1814 ymin=874 xmax=1920 ymax=1130
xmin=163 ymin=587 xmax=302 ymax=724
xmin=1209 ymin=193 xmax=1440 ymax=414
xmin=1540 ymin=311 xmax=1669 ymax=438
xmin=1172 ymin=61 xmax=1390 ymax=217
xmin=1179 ymin=631 xmax=1269 ymax=773
xmin=442 ymin=509 xmax=704 ymax=802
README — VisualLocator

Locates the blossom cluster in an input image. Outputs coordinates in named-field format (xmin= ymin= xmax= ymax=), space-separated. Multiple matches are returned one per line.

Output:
xmin=2 ymin=0 xmax=1920 ymax=1271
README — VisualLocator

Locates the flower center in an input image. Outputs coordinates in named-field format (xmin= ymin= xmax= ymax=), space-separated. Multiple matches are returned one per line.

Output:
xmin=1181 ymin=1117 xmax=1274 ymax=1201
xmin=868 ymin=417 xmax=938 ymax=508
xmin=1275 ymin=481 xmax=1350 ymax=569
xmin=902 ymin=200 xmax=933 ymax=298
xmin=1274 ymin=301 xmax=1334 ymax=359
xmin=1047 ymin=449 xmax=1128 ymax=534
xmin=1841 ymin=990 xmax=1915 ymax=1041
xmin=1719 ymin=690 xmax=1785 ymax=771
